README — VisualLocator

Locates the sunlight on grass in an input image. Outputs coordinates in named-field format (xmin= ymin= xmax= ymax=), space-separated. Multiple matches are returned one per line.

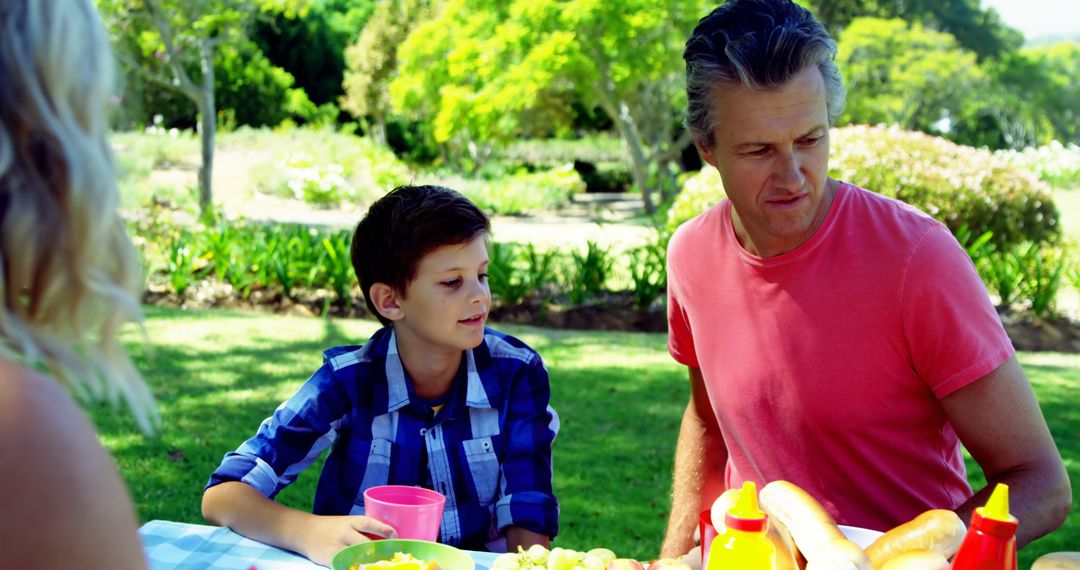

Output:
xmin=1053 ymin=189 xmax=1080 ymax=238
xmin=103 ymin=307 xmax=1079 ymax=563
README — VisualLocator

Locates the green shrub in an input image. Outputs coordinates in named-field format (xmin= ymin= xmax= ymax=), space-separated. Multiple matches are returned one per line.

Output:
xmin=565 ymin=241 xmax=614 ymax=305
xmin=111 ymin=129 xmax=200 ymax=170
xmin=275 ymin=155 xmax=354 ymax=208
xmin=1012 ymin=243 xmax=1067 ymax=317
xmin=668 ymin=126 xmax=1060 ymax=249
xmin=435 ymin=165 xmax=586 ymax=215
xmin=628 ymin=237 xmax=667 ymax=310
xmin=996 ymin=141 xmax=1080 ymax=190
xmin=245 ymin=127 xmax=411 ymax=208
xmin=498 ymin=137 xmax=632 ymax=193
xmin=830 ymin=125 xmax=1059 ymax=248
xmin=501 ymin=136 xmax=625 ymax=166
xmin=581 ymin=162 xmax=633 ymax=194
xmin=666 ymin=167 xmax=727 ymax=232
xmin=487 ymin=242 xmax=530 ymax=307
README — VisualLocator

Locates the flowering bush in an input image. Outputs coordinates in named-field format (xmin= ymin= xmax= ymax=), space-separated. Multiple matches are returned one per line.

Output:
xmin=830 ymin=125 xmax=1058 ymax=248
xmin=247 ymin=127 xmax=411 ymax=208
xmin=995 ymin=141 xmax=1080 ymax=190
xmin=668 ymin=125 xmax=1060 ymax=249
xmin=276 ymin=155 xmax=354 ymax=207
xmin=435 ymin=164 xmax=586 ymax=215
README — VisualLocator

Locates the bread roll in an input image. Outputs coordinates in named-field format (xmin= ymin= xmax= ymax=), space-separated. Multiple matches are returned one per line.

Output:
xmin=709 ymin=488 xmax=739 ymax=535
xmin=1033 ymin=552 xmax=1080 ymax=570
xmin=759 ymin=481 xmax=870 ymax=570
xmin=709 ymin=487 xmax=803 ymax=570
xmin=865 ymin=509 xmax=966 ymax=569
xmin=879 ymin=549 xmax=949 ymax=570
xmin=767 ymin=513 xmax=807 ymax=570
xmin=649 ymin=558 xmax=693 ymax=570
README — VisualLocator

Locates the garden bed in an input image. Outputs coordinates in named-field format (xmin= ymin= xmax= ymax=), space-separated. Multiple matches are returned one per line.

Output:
xmin=143 ymin=283 xmax=1079 ymax=353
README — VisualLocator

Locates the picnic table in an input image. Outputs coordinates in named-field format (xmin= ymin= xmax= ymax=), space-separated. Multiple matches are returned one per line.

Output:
xmin=139 ymin=520 xmax=501 ymax=570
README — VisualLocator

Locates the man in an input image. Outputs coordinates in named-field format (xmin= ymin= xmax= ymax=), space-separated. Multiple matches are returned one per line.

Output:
xmin=660 ymin=0 xmax=1070 ymax=558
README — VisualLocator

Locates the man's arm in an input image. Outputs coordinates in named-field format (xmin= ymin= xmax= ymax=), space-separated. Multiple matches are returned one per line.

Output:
xmin=203 ymin=481 xmax=396 ymax=567
xmin=659 ymin=367 xmax=729 ymax=558
xmin=941 ymin=355 xmax=1071 ymax=547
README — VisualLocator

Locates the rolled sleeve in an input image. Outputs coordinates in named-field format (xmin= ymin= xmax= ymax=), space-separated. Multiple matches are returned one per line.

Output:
xmin=495 ymin=359 xmax=559 ymax=538
xmin=495 ymin=490 xmax=560 ymax=536
xmin=205 ymin=363 xmax=349 ymax=498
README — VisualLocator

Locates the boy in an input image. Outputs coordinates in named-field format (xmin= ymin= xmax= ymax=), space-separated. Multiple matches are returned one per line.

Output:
xmin=202 ymin=185 xmax=560 ymax=566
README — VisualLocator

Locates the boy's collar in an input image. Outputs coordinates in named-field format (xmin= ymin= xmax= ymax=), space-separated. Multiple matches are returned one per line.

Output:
xmin=383 ymin=329 xmax=494 ymax=412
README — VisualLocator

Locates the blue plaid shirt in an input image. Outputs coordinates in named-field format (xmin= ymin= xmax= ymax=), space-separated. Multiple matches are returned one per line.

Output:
xmin=207 ymin=326 xmax=559 ymax=550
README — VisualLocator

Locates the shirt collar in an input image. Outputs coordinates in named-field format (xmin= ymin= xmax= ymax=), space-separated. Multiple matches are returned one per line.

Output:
xmin=383 ymin=329 xmax=495 ymax=412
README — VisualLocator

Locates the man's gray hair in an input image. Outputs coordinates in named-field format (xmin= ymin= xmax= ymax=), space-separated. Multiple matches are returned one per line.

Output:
xmin=684 ymin=0 xmax=846 ymax=148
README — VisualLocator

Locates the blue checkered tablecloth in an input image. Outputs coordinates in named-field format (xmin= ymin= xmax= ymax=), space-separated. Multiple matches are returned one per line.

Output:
xmin=139 ymin=520 xmax=499 ymax=570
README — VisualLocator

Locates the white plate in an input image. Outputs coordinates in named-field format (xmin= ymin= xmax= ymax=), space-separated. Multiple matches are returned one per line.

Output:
xmin=838 ymin=524 xmax=884 ymax=549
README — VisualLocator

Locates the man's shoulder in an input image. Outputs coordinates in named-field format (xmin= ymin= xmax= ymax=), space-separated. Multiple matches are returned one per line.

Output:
xmin=674 ymin=199 xmax=727 ymax=237
xmin=669 ymin=199 xmax=728 ymax=256
xmin=840 ymin=183 xmax=943 ymax=238
xmin=478 ymin=327 xmax=541 ymax=366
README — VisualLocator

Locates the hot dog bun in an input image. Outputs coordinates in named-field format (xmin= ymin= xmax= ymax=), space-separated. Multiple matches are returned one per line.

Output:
xmin=805 ymin=537 xmax=872 ymax=570
xmin=879 ymin=550 xmax=949 ymax=570
xmin=708 ymin=488 xmax=739 ymax=535
xmin=865 ymin=509 xmax=966 ymax=569
xmin=1033 ymin=552 xmax=1080 ymax=570
xmin=709 ymin=488 xmax=802 ymax=570
xmin=759 ymin=481 xmax=870 ymax=570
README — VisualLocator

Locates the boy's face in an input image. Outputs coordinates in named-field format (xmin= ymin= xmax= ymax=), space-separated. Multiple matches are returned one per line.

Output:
xmin=394 ymin=235 xmax=491 ymax=353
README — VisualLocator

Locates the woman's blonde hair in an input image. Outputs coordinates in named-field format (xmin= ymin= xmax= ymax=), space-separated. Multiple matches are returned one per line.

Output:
xmin=0 ymin=0 xmax=157 ymax=433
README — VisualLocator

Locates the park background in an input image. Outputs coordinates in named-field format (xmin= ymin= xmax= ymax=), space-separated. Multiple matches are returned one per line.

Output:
xmin=94 ymin=0 xmax=1080 ymax=566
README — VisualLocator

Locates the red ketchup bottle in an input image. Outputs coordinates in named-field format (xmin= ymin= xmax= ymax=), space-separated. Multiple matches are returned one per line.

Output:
xmin=950 ymin=483 xmax=1018 ymax=570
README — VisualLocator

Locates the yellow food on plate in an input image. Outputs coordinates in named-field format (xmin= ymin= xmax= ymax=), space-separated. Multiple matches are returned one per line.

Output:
xmin=348 ymin=552 xmax=441 ymax=570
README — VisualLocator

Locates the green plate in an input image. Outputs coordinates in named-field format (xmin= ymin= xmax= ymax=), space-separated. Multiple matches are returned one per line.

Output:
xmin=331 ymin=539 xmax=476 ymax=570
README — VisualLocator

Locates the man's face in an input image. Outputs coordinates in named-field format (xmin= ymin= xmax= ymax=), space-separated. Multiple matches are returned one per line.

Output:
xmin=696 ymin=65 xmax=835 ymax=258
xmin=393 ymin=235 xmax=491 ymax=355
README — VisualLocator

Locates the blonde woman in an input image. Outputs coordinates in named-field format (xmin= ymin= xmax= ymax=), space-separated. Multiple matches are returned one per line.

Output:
xmin=1 ymin=0 xmax=157 ymax=567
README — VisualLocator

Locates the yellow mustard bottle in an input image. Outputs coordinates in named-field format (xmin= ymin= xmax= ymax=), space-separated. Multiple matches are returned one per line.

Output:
xmin=706 ymin=481 xmax=776 ymax=570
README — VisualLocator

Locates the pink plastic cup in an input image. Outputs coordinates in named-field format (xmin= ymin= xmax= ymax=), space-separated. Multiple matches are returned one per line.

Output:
xmin=363 ymin=485 xmax=446 ymax=541
xmin=699 ymin=510 xmax=718 ymax=567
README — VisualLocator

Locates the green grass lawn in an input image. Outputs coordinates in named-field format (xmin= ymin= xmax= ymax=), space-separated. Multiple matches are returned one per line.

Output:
xmin=101 ymin=307 xmax=1079 ymax=565
xmin=1054 ymin=188 xmax=1080 ymax=238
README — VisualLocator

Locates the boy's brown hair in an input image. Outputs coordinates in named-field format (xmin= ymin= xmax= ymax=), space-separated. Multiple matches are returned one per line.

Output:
xmin=351 ymin=185 xmax=490 ymax=327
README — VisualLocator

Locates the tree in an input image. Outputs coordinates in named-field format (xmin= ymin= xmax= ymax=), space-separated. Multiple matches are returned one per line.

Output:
xmin=341 ymin=0 xmax=434 ymax=145
xmin=256 ymin=0 xmax=376 ymax=107
xmin=805 ymin=0 xmax=1023 ymax=61
xmin=959 ymin=49 xmax=1060 ymax=149
xmin=98 ymin=0 xmax=309 ymax=215
xmin=1023 ymin=42 xmax=1080 ymax=144
xmin=389 ymin=0 xmax=705 ymax=213
xmin=837 ymin=18 xmax=993 ymax=142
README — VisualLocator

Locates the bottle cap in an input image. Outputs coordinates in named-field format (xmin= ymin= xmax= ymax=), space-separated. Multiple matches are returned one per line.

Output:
xmin=981 ymin=483 xmax=1009 ymax=520
xmin=970 ymin=483 xmax=1019 ymax=537
xmin=978 ymin=483 xmax=1014 ymax=522
xmin=725 ymin=481 xmax=767 ymax=533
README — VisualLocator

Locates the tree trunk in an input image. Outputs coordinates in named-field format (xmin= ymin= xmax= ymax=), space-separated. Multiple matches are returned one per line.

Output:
xmin=611 ymin=111 xmax=655 ymax=214
xmin=372 ymin=113 xmax=388 ymax=147
xmin=589 ymin=56 xmax=657 ymax=214
xmin=195 ymin=41 xmax=216 ymax=216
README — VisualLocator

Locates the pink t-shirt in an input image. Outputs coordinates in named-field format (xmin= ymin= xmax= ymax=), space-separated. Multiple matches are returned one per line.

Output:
xmin=667 ymin=183 xmax=1014 ymax=531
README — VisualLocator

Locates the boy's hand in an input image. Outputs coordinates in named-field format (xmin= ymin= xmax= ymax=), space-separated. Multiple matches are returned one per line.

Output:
xmin=300 ymin=515 xmax=397 ymax=567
